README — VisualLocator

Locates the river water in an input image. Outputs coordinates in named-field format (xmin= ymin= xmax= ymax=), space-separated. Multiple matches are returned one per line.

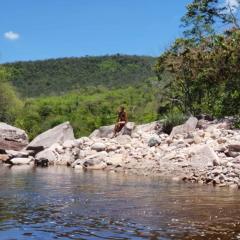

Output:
xmin=0 ymin=166 xmax=240 ymax=240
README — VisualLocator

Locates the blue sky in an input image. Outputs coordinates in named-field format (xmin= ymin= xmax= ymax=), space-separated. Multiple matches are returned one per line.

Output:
xmin=0 ymin=0 xmax=192 ymax=63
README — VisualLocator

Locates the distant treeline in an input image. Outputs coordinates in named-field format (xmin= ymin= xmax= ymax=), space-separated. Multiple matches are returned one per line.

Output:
xmin=4 ymin=55 xmax=156 ymax=97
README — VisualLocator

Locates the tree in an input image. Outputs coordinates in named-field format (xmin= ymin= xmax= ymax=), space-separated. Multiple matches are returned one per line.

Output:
xmin=156 ymin=29 xmax=240 ymax=117
xmin=0 ymin=67 xmax=22 ymax=123
xmin=181 ymin=0 xmax=240 ymax=42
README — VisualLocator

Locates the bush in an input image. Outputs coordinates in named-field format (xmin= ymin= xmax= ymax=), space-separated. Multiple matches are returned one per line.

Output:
xmin=162 ymin=110 xmax=188 ymax=134
xmin=234 ymin=116 xmax=240 ymax=129
xmin=0 ymin=67 xmax=22 ymax=124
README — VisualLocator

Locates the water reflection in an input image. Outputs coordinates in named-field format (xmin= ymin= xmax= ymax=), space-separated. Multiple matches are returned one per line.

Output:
xmin=0 ymin=166 xmax=240 ymax=239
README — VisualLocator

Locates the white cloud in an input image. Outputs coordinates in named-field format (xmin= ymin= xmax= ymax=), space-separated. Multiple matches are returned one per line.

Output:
xmin=225 ymin=0 xmax=239 ymax=11
xmin=4 ymin=31 xmax=20 ymax=41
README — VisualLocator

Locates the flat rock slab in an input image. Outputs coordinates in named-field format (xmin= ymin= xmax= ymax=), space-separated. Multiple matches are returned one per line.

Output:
xmin=6 ymin=150 xmax=29 ymax=158
xmin=10 ymin=157 xmax=33 ymax=165
xmin=28 ymin=122 xmax=75 ymax=149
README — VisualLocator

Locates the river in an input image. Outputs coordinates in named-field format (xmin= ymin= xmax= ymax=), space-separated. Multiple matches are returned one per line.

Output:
xmin=0 ymin=166 xmax=240 ymax=240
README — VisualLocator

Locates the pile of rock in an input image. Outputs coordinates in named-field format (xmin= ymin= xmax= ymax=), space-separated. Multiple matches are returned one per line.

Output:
xmin=1 ymin=117 xmax=240 ymax=189
xmin=0 ymin=121 xmax=76 ymax=166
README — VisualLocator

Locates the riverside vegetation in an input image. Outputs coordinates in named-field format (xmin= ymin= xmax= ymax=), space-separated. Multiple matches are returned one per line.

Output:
xmin=1 ymin=55 xmax=160 ymax=139
xmin=0 ymin=0 xmax=240 ymax=187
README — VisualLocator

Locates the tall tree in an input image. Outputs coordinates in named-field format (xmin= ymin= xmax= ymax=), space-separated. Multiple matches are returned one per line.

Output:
xmin=181 ymin=0 xmax=240 ymax=42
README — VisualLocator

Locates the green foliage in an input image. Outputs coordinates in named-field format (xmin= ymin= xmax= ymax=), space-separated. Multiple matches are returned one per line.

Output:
xmin=181 ymin=0 xmax=240 ymax=42
xmin=4 ymin=55 xmax=156 ymax=97
xmin=234 ymin=116 xmax=240 ymax=129
xmin=155 ymin=29 xmax=240 ymax=119
xmin=162 ymin=109 xmax=188 ymax=134
xmin=0 ymin=67 xmax=22 ymax=123
xmin=15 ymin=83 xmax=160 ymax=140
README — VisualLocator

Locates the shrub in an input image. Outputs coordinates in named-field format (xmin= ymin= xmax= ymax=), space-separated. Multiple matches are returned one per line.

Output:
xmin=162 ymin=110 xmax=188 ymax=134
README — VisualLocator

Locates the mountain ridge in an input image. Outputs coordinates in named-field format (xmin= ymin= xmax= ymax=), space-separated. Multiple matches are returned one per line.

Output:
xmin=3 ymin=54 xmax=157 ymax=97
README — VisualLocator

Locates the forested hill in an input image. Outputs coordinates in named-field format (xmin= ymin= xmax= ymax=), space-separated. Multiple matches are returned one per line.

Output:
xmin=3 ymin=55 xmax=156 ymax=97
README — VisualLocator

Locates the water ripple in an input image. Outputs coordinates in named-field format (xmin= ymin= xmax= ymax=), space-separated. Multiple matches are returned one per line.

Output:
xmin=0 ymin=166 xmax=240 ymax=239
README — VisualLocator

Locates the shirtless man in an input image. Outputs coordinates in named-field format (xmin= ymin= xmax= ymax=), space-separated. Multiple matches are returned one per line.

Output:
xmin=113 ymin=106 xmax=128 ymax=137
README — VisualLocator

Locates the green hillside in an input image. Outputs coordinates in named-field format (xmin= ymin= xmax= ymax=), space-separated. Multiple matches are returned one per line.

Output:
xmin=4 ymin=55 xmax=156 ymax=97
xmin=15 ymin=85 xmax=160 ymax=139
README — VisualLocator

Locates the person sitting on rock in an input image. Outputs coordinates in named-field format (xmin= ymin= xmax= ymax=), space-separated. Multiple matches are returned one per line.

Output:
xmin=113 ymin=106 xmax=128 ymax=137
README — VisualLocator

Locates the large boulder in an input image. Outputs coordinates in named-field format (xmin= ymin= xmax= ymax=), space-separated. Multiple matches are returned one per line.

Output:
xmin=83 ymin=151 xmax=108 ymax=170
xmin=0 ymin=122 xmax=29 ymax=151
xmin=188 ymin=145 xmax=220 ymax=169
xmin=28 ymin=122 xmax=74 ymax=149
xmin=170 ymin=117 xmax=198 ymax=138
xmin=121 ymin=122 xmax=135 ymax=136
xmin=35 ymin=148 xmax=59 ymax=164
xmin=89 ymin=122 xmax=136 ymax=139
xmin=35 ymin=146 xmax=76 ymax=166
xmin=89 ymin=125 xmax=115 ymax=139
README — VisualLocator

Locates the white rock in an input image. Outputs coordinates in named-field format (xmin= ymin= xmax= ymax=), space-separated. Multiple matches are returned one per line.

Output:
xmin=134 ymin=121 xmax=161 ymax=134
xmin=205 ymin=126 xmax=221 ymax=139
xmin=62 ymin=140 xmax=77 ymax=148
xmin=84 ymin=161 xmax=107 ymax=170
xmin=115 ymin=135 xmax=132 ymax=145
xmin=74 ymin=165 xmax=83 ymax=170
xmin=72 ymin=159 xmax=85 ymax=168
xmin=10 ymin=157 xmax=33 ymax=165
xmin=106 ymin=154 xmax=123 ymax=166
xmin=89 ymin=125 xmax=115 ymax=139
xmin=6 ymin=150 xmax=29 ymax=158
xmin=189 ymin=145 xmax=220 ymax=169
xmin=75 ymin=138 xmax=84 ymax=146
xmin=193 ymin=134 xmax=202 ymax=144
xmin=36 ymin=148 xmax=59 ymax=164
xmin=170 ymin=117 xmax=198 ymax=139
xmin=91 ymin=142 xmax=106 ymax=151
xmin=83 ymin=152 xmax=108 ymax=169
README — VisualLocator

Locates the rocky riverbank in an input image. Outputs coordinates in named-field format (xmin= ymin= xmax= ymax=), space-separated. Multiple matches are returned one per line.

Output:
xmin=1 ymin=117 xmax=240 ymax=189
